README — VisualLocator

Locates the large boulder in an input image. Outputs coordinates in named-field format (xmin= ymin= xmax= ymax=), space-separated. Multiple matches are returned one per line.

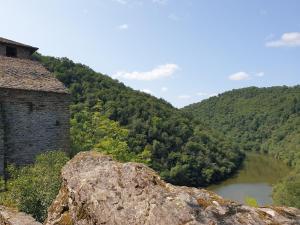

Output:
xmin=45 ymin=151 xmax=300 ymax=225
xmin=0 ymin=206 xmax=41 ymax=225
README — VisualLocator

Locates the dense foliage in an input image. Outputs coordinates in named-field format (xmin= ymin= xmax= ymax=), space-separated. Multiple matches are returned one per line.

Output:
xmin=245 ymin=196 xmax=259 ymax=207
xmin=184 ymin=86 xmax=300 ymax=151
xmin=71 ymin=103 xmax=151 ymax=163
xmin=0 ymin=151 xmax=69 ymax=222
xmin=33 ymin=53 xmax=243 ymax=187
xmin=264 ymin=115 xmax=300 ymax=208
xmin=183 ymin=86 xmax=300 ymax=207
xmin=273 ymin=171 xmax=300 ymax=208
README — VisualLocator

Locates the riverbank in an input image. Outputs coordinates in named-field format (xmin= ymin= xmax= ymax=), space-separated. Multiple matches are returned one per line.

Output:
xmin=208 ymin=153 xmax=291 ymax=205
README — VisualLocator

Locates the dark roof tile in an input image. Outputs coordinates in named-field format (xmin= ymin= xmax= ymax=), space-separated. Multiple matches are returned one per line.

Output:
xmin=0 ymin=56 xmax=68 ymax=94
xmin=0 ymin=37 xmax=38 ymax=52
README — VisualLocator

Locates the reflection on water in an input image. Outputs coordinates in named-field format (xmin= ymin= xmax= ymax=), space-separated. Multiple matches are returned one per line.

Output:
xmin=208 ymin=153 xmax=291 ymax=206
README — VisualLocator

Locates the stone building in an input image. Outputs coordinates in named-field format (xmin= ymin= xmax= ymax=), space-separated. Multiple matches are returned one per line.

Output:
xmin=0 ymin=37 xmax=70 ymax=176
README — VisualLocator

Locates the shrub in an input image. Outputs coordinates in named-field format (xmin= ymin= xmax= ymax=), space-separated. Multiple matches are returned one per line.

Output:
xmin=273 ymin=172 xmax=300 ymax=208
xmin=0 ymin=151 xmax=69 ymax=222
xmin=245 ymin=196 xmax=259 ymax=207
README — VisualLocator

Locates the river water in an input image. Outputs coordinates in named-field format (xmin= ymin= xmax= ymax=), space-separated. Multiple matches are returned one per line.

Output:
xmin=208 ymin=153 xmax=291 ymax=206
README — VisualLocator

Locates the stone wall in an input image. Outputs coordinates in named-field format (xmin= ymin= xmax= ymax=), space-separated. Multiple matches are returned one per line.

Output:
xmin=0 ymin=88 xmax=70 ymax=175
xmin=0 ymin=45 xmax=5 ymax=57
xmin=16 ymin=47 xmax=32 ymax=59
xmin=0 ymin=105 xmax=4 ymax=176
xmin=0 ymin=44 xmax=32 ymax=59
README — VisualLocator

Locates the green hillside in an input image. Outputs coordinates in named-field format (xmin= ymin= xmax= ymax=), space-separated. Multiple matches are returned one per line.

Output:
xmin=33 ymin=53 xmax=243 ymax=187
xmin=183 ymin=86 xmax=300 ymax=207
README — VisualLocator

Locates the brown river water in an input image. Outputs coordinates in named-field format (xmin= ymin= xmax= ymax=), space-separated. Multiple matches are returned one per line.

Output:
xmin=208 ymin=153 xmax=291 ymax=206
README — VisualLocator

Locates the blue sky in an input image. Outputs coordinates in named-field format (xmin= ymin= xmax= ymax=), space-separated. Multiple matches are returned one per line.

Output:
xmin=1 ymin=0 xmax=300 ymax=108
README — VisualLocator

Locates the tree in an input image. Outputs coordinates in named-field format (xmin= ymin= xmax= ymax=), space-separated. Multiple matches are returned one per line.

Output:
xmin=0 ymin=151 xmax=69 ymax=222
xmin=33 ymin=53 xmax=244 ymax=187
xmin=273 ymin=173 xmax=300 ymax=208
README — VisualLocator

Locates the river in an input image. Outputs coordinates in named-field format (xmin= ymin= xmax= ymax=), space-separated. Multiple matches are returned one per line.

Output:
xmin=208 ymin=153 xmax=291 ymax=206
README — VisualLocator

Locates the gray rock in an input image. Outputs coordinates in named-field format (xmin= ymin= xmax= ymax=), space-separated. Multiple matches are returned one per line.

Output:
xmin=0 ymin=206 xmax=41 ymax=225
xmin=45 ymin=151 xmax=300 ymax=225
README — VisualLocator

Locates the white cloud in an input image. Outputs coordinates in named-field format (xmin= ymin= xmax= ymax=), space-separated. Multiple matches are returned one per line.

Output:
xmin=266 ymin=32 xmax=300 ymax=47
xmin=178 ymin=95 xmax=191 ymax=100
xmin=152 ymin=0 xmax=168 ymax=5
xmin=265 ymin=33 xmax=275 ymax=41
xmin=255 ymin=72 xmax=265 ymax=77
xmin=161 ymin=87 xmax=168 ymax=92
xmin=197 ymin=92 xmax=209 ymax=96
xmin=83 ymin=9 xmax=89 ymax=14
xmin=168 ymin=13 xmax=179 ymax=21
xmin=259 ymin=9 xmax=267 ymax=16
xmin=113 ymin=0 xmax=127 ymax=4
xmin=118 ymin=24 xmax=129 ymax=30
xmin=112 ymin=0 xmax=167 ymax=5
xmin=140 ymin=89 xmax=152 ymax=94
xmin=228 ymin=71 xmax=265 ymax=81
xmin=228 ymin=72 xmax=250 ymax=81
xmin=113 ymin=64 xmax=179 ymax=81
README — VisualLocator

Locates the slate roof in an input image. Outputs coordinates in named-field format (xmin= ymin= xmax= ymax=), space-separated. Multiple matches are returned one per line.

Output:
xmin=0 ymin=56 xmax=68 ymax=93
xmin=0 ymin=37 xmax=38 ymax=53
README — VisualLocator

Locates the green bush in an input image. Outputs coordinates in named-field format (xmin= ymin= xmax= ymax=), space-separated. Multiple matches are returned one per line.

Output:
xmin=71 ymin=104 xmax=151 ymax=164
xmin=245 ymin=196 xmax=259 ymax=207
xmin=0 ymin=151 xmax=69 ymax=222
xmin=273 ymin=172 xmax=300 ymax=208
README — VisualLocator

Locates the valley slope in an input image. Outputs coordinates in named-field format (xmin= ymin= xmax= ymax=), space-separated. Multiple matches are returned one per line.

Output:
xmin=183 ymin=86 xmax=300 ymax=207
xmin=34 ymin=53 xmax=300 ymax=207
xmin=34 ymin=53 xmax=243 ymax=187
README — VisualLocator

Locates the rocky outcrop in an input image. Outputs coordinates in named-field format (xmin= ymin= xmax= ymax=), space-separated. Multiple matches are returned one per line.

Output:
xmin=45 ymin=151 xmax=300 ymax=225
xmin=0 ymin=206 xmax=41 ymax=225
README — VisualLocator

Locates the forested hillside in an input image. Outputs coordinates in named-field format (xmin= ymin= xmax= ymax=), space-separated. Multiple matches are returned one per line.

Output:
xmin=33 ymin=53 xmax=243 ymax=187
xmin=183 ymin=86 xmax=300 ymax=207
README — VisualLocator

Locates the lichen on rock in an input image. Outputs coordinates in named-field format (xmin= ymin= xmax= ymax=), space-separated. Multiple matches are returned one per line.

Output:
xmin=45 ymin=151 xmax=300 ymax=225
xmin=0 ymin=206 xmax=41 ymax=225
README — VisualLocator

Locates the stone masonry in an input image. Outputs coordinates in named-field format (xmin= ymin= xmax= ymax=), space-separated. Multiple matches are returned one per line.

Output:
xmin=0 ymin=37 xmax=70 ymax=176
xmin=0 ymin=37 xmax=38 ymax=59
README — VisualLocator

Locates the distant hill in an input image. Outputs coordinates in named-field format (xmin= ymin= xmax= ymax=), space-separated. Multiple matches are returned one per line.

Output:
xmin=183 ymin=86 xmax=300 ymax=207
xmin=183 ymin=86 xmax=300 ymax=163
xmin=33 ymin=53 xmax=243 ymax=187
